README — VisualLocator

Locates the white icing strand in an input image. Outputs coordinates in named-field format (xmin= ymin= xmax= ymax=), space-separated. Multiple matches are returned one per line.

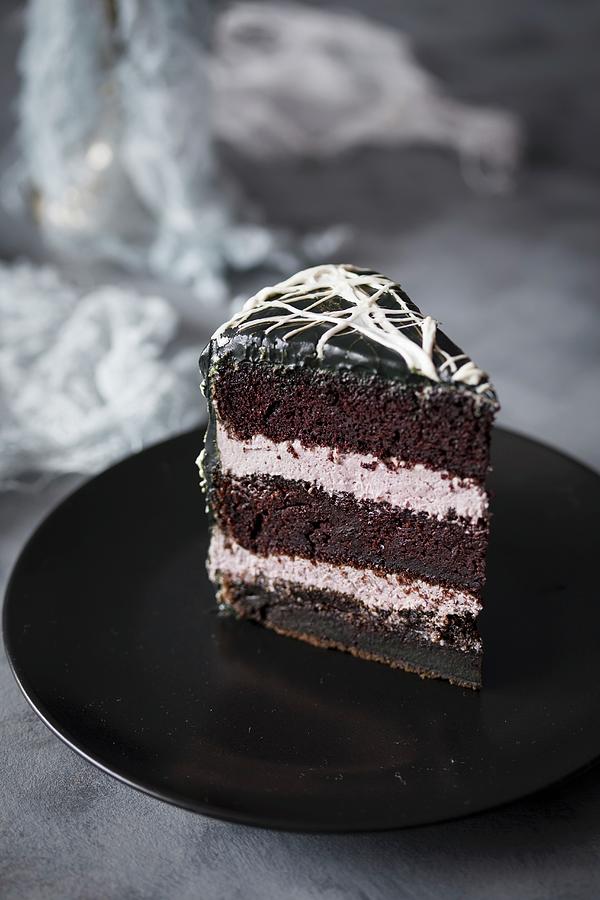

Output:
xmin=213 ymin=264 xmax=491 ymax=391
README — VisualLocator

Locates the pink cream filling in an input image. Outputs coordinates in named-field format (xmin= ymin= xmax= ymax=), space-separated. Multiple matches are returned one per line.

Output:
xmin=208 ymin=529 xmax=481 ymax=621
xmin=215 ymin=424 xmax=487 ymax=522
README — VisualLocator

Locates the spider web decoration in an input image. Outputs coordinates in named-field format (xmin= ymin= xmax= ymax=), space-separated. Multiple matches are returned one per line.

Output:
xmin=216 ymin=265 xmax=491 ymax=392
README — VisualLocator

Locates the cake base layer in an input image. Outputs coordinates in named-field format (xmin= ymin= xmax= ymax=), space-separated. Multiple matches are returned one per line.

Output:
xmin=218 ymin=576 xmax=482 ymax=689
xmin=212 ymin=471 xmax=488 ymax=594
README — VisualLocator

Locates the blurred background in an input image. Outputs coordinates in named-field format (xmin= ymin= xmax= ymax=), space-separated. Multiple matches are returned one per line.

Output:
xmin=1 ymin=0 xmax=599 ymax=502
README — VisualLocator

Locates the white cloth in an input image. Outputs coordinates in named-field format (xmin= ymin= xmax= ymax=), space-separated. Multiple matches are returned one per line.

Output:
xmin=0 ymin=262 xmax=201 ymax=485
xmin=214 ymin=2 xmax=521 ymax=180
xmin=10 ymin=0 xmax=520 ymax=303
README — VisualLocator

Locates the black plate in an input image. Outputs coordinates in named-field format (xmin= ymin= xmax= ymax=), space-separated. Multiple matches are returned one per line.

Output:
xmin=4 ymin=428 xmax=600 ymax=831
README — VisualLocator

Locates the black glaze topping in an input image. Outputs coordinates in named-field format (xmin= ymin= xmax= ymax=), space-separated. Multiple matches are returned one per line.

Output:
xmin=199 ymin=264 xmax=498 ymax=406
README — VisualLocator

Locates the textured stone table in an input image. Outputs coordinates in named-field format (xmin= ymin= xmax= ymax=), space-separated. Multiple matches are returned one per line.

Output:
xmin=2 ymin=2 xmax=600 ymax=898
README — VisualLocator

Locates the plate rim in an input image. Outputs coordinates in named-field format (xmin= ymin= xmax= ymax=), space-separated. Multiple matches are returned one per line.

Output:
xmin=3 ymin=426 xmax=600 ymax=833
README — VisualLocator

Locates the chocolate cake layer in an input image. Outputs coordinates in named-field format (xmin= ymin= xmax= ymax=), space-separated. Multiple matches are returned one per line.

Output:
xmin=211 ymin=359 xmax=494 ymax=480
xmin=212 ymin=471 xmax=488 ymax=593
xmin=219 ymin=577 xmax=482 ymax=689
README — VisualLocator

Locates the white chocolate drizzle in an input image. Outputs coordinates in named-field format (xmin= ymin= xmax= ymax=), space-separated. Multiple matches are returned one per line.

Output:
xmin=215 ymin=264 xmax=491 ymax=392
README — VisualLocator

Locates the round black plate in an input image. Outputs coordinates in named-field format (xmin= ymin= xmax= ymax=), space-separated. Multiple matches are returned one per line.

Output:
xmin=4 ymin=429 xmax=600 ymax=831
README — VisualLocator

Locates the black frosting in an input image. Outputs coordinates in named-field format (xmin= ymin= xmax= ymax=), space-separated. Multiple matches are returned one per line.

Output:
xmin=199 ymin=267 xmax=498 ymax=406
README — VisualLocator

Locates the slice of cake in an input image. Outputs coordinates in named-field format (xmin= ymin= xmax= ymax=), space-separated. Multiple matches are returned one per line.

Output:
xmin=198 ymin=264 xmax=498 ymax=688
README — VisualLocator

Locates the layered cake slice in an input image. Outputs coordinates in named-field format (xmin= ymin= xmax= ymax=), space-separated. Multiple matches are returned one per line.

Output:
xmin=199 ymin=264 xmax=498 ymax=688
